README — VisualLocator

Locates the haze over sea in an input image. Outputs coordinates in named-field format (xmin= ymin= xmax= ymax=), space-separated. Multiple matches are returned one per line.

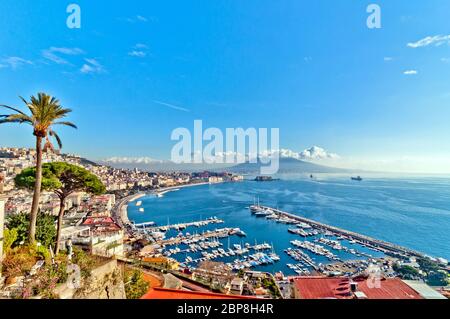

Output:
xmin=128 ymin=175 xmax=450 ymax=273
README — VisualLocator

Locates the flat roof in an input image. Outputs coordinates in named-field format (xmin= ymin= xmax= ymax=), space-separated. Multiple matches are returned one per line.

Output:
xmin=403 ymin=280 xmax=447 ymax=299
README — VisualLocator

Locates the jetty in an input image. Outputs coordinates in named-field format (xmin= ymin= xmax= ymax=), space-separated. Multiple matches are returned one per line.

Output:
xmin=155 ymin=227 xmax=237 ymax=246
xmin=255 ymin=205 xmax=426 ymax=260
xmin=136 ymin=217 xmax=224 ymax=233
xmin=134 ymin=221 xmax=157 ymax=228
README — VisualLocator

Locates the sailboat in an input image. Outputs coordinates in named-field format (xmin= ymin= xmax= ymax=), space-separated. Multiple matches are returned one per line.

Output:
xmin=250 ymin=196 xmax=261 ymax=213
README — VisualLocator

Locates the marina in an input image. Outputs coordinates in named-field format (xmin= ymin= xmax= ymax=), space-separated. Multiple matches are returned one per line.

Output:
xmin=127 ymin=179 xmax=449 ymax=276
xmin=130 ymin=201 xmax=392 ymax=275
xmin=253 ymin=204 xmax=426 ymax=259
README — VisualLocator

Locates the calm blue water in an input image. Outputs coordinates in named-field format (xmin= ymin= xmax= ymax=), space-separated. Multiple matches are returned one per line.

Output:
xmin=128 ymin=175 xmax=450 ymax=274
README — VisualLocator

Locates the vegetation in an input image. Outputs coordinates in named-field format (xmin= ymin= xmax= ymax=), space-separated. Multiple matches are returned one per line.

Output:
xmin=261 ymin=277 xmax=281 ymax=298
xmin=394 ymin=258 xmax=449 ymax=286
xmin=6 ymin=212 xmax=57 ymax=248
xmin=426 ymin=271 xmax=448 ymax=287
xmin=3 ymin=228 xmax=18 ymax=255
xmin=2 ymin=245 xmax=40 ymax=279
xmin=124 ymin=268 xmax=149 ymax=299
xmin=15 ymin=162 xmax=105 ymax=253
xmin=1 ymin=93 xmax=77 ymax=243
xmin=418 ymin=258 xmax=448 ymax=286
xmin=3 ymin=246 xmax=70 ymax=299
xmin=418 ymin=258 xmax=440 ymax=273
xmin=71 ymin=247 xmax=98 ymax=279
xmin=393 ymin=264 xmax=420 ymax=279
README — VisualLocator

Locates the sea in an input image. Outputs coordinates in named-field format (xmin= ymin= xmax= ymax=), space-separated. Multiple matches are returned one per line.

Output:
xmin=127 ymin=174 xmax=450 ymax=275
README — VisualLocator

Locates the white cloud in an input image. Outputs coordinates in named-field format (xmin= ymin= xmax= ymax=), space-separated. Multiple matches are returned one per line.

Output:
xmin=298 ymin=146 xmax=340 ymax=160
xmin=407 ymin=35 xmax=450 ymax=48
xmin=403 ymin=70 xmax=418 ymax=75
xmin=441 ymin=58 xmax=450 ymax=63
xmin=134 ymin=43 xmax=148 ymax=49
xmin=122 ymin=15 xmax=151 ymax=23
xmin=103 ymin=157 xmax=163 ymax=164
xmin=384 ymin=57 xmax=393 ymax=62
xmin=136 ymin=15 xmax=148 ymax=22
xmin=128 ymin=50 xmax=146 ymax=58
xmin=256 ymin=146 xmax=339 ymax=161
xmin=152 ymin=100 xmax=190 ymax=112
xmin=1 ymin=56 xmax=33 ymax=69
xmin=42 ymin=47 xmax=84 ymax=65
xmin=128 ymin=43 xmax=149 ymax=58
xmin=80 ymin=58 xmax=105 ymax=74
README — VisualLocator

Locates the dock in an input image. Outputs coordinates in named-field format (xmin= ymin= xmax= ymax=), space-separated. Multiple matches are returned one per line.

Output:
xmin=134 ymin=221 xmax=156 ymax=228
xmin=155 ymin=228 xmax=236 ymax=246
xmin=257 ymin=205 xmax=426 ymax=259
xmin=141 ymin=217 xmax=224 ymax=233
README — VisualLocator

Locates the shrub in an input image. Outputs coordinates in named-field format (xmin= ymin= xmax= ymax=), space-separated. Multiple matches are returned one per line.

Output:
xmin=426 ymin=271 xmax=448 ymax=287
xmin=124 ymin=268 xmax=149 ymax=299
xmin=3 ymin=228 xmax=18 ymax=254
xmin=6 ymin=212 xmax=56 ymax=247
xmin=71 ymin=248 xmax=96 ymax=279
xmin=2 ymin=246 xmax=39 ymax=278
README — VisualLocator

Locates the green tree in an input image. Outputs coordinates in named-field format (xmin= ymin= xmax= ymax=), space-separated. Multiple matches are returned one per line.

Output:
xmin=426 ymin=271 xmax=448 ymax=286
xmin=393 ymin=264 xmax=420 ymax=279
xmin=7 ymin=212 xmax=56 ymax=248
xmin=15 ymin=162 xmax=105 ymax=254
xmin=124 ymin=268 xmax=149 ymax=299
xmin=1 ymin=93 xmax=76 ymax=243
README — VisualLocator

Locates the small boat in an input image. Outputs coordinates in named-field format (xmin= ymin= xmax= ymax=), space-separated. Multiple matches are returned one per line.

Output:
xmin=351 ymin=176 xmax=363 ymax=181
xmin=139 ymin=208 xmax=145 ymax=213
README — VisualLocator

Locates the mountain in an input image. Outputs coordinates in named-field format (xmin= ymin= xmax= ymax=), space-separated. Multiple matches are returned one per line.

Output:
xmin=96 ymin=156 xmax=354 ymax=174
xmin=95 ymin=159 xmax=236 ymax=172
xmin=228 ymin=157 xmax=353 ymax=174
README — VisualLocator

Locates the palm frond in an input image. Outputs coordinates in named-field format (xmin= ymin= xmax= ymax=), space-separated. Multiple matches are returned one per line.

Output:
xmin=0 ymin=113 xmax=32 ymax=125
xmin=6 ymin=114 xmax=33 ymax=123
xmin=2 ymin=93 xmax=77 ymax=138
xmin=0 ymin=104 xmax=26 ymax=115
xmin=52 ymin=121 xmax=78 ymax=129
xmin=49 ymin=130 xmax=63 ymax=149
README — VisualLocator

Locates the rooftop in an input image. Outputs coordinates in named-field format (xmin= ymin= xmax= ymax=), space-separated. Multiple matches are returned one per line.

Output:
xmin=141 ymin=287 xmax=257 ymax=300
xmin=292 ymin=276 xmax=424 ymax=299
xmin=402 ymin=280 xmax=447 ymax=299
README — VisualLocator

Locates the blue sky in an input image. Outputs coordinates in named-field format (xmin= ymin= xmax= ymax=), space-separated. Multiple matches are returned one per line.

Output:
xmin=1 ymin=1 xmax=450 ymax=173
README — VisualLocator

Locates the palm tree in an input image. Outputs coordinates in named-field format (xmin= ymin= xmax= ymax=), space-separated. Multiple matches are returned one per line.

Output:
xmin=0 ymin=93 xmax=77 ymax=243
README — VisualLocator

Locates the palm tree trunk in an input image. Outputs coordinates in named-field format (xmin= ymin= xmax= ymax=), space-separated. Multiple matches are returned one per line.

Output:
xmin=29 ymin=135 xmax=43 ymax=243
xmin=55 ymin=197 xmax=66 ymax=255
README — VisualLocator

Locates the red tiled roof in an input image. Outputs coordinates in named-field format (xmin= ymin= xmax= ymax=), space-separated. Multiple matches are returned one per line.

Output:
xmin=82 ymin=216 xmax=122 ymax=233
xmin=354 ymin=277 xmax=423 ymax=299
xmin=292 ymin=276 xmax=423 ymax=299
xmin=82 ymin=217 xmax=116 ymax=225
xmin=141 ymin=287 xmax=257 ymax=300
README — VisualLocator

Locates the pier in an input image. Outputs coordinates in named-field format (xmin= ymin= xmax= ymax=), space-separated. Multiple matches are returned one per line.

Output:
xmin=257 ymin=205 xmax=426 ymax=259
xmin=155 ymin=228 xmax=236 ymax=246
xmin=134 ymin=221 xmax=157 ymax=228
xmin=140 ymin=217 xmax=224 ymax=233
